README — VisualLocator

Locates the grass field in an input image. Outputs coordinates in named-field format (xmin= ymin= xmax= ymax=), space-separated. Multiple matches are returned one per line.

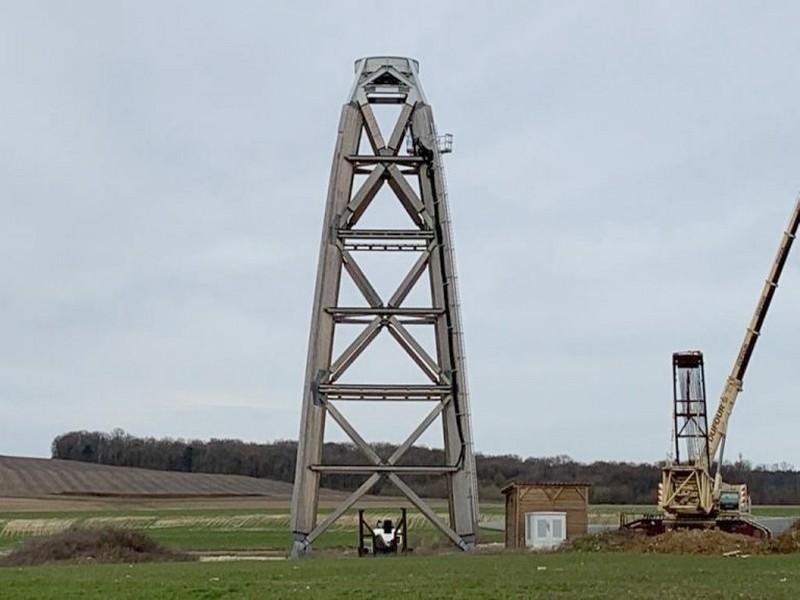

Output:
xmin=0 ymin=502 xmax=505 ymax=552
xmin=1 ymin=500 xmax=798 ymax=598
xmin=0 ymin=502 xmax=797 ymax=551
xmin=2 ymin=553 xmax=799 ymax=599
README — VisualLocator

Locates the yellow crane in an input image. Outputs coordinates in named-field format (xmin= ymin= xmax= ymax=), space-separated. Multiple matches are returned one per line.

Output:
xmin=628 ymin=195 xmax=800 ymax=537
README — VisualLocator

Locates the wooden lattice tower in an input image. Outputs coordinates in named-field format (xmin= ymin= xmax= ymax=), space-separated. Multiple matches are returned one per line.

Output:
xmin=290 ymin=56 xmax=479 ymax=557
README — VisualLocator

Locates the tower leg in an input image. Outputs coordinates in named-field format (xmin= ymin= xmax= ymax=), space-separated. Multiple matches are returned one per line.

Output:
xmin=289 ymin=105 xmax=362 ymax=556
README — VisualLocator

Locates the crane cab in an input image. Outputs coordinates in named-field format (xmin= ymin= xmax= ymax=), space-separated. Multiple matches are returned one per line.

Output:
xmin=717 ymin=483 xmax=751 ymax=514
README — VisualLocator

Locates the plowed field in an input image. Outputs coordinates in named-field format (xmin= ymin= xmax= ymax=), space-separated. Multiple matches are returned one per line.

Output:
xmin=0 ymin=455 xmax=292 ymax=499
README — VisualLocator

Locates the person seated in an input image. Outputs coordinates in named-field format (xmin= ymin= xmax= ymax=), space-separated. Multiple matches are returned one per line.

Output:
xmin=383 ymin=519 xmax=394 ymax=534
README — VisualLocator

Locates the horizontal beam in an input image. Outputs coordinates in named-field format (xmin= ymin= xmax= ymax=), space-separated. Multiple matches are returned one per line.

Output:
xmin=327 ymin=307 xmax=444 ymax=317
xmin=346 ymin=155 xmax=424 ymax=164
xmin=342 ymin=242 xmax=428 ymax=252
xmin=365 ymin=96 xmax=408 ymax=104
xmin=318 ymin=383 xmax=451 ymax=400
xmin=327 ymin=396 xmax=443 ymax=402
xmin=333 ymin=317 xmax=437 ymax=326
xmin=338 ymin=229 xmax=433 ymax=240
xmin=309 ymin=465 xmax=459 ymax=474
xmin=339 ymin=230 xmax=432 ymax=251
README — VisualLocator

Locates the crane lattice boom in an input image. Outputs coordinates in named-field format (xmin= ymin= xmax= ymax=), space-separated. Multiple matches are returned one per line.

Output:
xmin=704 ymin=196 xmax=800 ymax=469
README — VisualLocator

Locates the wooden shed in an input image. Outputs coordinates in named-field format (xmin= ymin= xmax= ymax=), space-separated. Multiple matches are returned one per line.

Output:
xmin=501 ymin=481 xmax=590 ymax=549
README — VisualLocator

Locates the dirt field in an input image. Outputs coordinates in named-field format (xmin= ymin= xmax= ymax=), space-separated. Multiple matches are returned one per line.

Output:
xmin=0 ymin=455 xmax=410 ymax=514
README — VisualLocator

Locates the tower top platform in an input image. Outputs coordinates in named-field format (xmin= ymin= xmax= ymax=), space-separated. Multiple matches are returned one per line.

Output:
xmin=353 ymin=56 xmax=420 ymax=74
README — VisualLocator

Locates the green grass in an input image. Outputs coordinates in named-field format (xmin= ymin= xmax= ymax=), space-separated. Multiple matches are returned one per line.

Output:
xmin=0 ymin=504 xmax=794 ymax=553
xmin=752 ymin=506 xmax=800 ymax=517
xmin=586 ymin=504 xmax=800 ymax=523
xmin=145 ymin=523 xmax=383 ymax=552
xmin=0 ymin=526 xmax=503 ymax=553
xmin=0 ymin=503 xmax=797 ymax=598
xmin=0 ymin=507 xmax=504 ymax=553
xmin=0 ymin=507 xmax=292 ymax=520
xmin=1 ymin=553 xmax=799 ymax=599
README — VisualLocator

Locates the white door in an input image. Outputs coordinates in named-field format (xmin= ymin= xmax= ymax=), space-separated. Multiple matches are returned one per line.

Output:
xmin=524 ymin=512 xmax=566 ymax=549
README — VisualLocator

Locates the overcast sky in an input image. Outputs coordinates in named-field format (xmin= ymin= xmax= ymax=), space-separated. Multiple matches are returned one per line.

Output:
xmin=2 ymin=2 xmax=799 ymax=464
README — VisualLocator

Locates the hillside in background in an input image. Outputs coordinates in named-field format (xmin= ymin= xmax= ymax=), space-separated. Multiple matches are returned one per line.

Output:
xmin=51 ymin=430 xmax=800 ymax=504
xmin=0 ymin=455 xmax=295 ymax=498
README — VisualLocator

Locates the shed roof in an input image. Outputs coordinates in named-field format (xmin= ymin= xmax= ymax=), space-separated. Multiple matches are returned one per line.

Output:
xmin=500 ymin=481 xmax=592 ymax=495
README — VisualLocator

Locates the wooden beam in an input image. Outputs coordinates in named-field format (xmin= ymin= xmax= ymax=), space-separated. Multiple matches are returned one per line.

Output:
xmin=387 ymin=399 xmax=448 ymax=465
xmin=340 ymin=248 xmax=383 ymax=307
xmin=386 ymin=317 xmax=441 ymax=382
xmin=323 ymin=401 xmax=382 ymax=465
xmin=311 ymin=465 xmax=459 ymax=474
xmin=328 ymin=318 xmax=383 ymax=382
xmin=388 ymin=473 xmax=467 ymax=550
xmin=306 ymin=474 xmax=381 ymax=543
xmin=386 ymin=164 xmax=425 ymax=227
xmin=387 ymin=104 xmax=413 ymax=154
xmin=340 ymin=165 xmax=385 ymax=227
xmin=387 ymin=250 xmax=430 ymax=308
xmin=359 ymin=103 xmax=386 ymax=153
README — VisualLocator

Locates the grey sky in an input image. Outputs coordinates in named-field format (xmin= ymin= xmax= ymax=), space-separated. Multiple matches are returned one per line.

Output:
xmin=1 ymin=2 xmax=798 ymax=464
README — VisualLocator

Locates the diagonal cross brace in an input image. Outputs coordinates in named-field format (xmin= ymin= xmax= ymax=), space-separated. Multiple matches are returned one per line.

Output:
xmin=328 ymin=246 xmax=436 ymax=384
xmin=307 ymin=398 xmax=456 ymax=544
xmin=387 ymin=104 xmax=413 ymax=155
xmin=388 ymin=474 xmax=468 ymax=550
xmin=386 ymin=164 xmax=428 ymax=228
xmin=328 ymin=317 xmax=383 ymax=382
xmin=306 ymin=474 xmax=381 ymax=544
xmin=340 ymin=247 xmax=383 ymax=307
xmin=324 ymin=401 xmax=383 ymax=465
xmin=388 ymin=249 xmax=431 ymax=307
xmin=340 ymin=165 xmax=385 ymax=227
xmin=323 ymin=396 xmax=448 ymax=470
xmin=386 ymin=317 xmax=441 ymax=383
xmin=359 ymin=103 xmax=386 ymax=154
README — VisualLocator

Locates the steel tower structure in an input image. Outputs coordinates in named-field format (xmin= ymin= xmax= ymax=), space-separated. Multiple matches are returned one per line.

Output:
xmin=290 ymin=56 xmax=479 ymax=557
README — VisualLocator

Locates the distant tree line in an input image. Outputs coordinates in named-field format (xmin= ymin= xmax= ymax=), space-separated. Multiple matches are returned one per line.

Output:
xmin=51 ymin=429 xmax=800 ymax=504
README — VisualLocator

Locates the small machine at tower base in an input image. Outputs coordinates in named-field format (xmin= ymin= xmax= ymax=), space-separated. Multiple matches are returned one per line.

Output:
xmin=357 ymin=509 xmax=410 ymax=556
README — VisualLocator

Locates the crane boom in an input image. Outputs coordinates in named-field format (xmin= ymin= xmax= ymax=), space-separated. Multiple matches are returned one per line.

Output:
xmin=704 ymin=196 xmax=800 ymax=467
xmin=628 ymin=195 xmax=799 ymax=538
